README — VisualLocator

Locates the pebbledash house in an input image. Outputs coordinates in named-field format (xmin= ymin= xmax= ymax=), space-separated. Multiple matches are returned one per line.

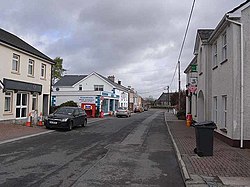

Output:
xmin=52 ymin=72 xmax=130 ymax=117
xmin=0 ymin=28 xmax=54 ymax=124
xmin=185 ymin=1 xmax=250 ymax=148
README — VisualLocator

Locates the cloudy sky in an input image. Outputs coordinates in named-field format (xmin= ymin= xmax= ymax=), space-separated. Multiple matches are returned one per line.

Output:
xmin=0 ymin=0 xmax=245 ymax=98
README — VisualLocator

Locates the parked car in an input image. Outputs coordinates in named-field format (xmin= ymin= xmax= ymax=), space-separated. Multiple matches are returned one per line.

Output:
xmin=116 ymin=107 xmax=131 ymax=118
xmin=44 ymin=107 xmax=87 ymax=131
xmin=134 ymin=106 xmax=143 ymax=113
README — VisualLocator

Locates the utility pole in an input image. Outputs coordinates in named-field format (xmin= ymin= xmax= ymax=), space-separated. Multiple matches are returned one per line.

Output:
xmin=178 ymin=60 xmax=181 ymax=111
xmin=167 ymin=86 xmax=170 ymax=112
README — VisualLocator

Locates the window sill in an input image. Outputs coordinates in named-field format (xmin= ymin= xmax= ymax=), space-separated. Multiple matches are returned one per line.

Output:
xmin=220 ymin=59 xmax=228 ymax=65
xmin=220 ymin=128 xmax=227 ymax=133
xmin=3 ymin=112 xmax=13 ymax=116
xmin=40 ymin=77 xmax=46 ymax=81
xmin=11 ymin=71 xmax=20 ymax=75
xmin=212 ymin=65 xmax=218 ymax=70
xmin=28 ymin=75 xmax=35 ymax=78
xmin=199 ymin=72 xmax=203 ymax=76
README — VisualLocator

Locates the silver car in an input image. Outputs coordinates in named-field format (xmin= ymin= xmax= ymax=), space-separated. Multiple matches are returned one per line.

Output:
xmin=116 ymin=107 xmax=131 ymax=118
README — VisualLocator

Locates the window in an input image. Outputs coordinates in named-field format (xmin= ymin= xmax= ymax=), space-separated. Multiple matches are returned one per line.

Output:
xmin=79 ymin=84 xmax=82 ymax=91
xmin=199 ymin=47 xmax=202 ymax=73
xmin=41 ymin=64 xmax=46 ymax=78
xmin=94 ymin=85 xmax=104 ymax=91
xmin=222 ymin=95 xmax=227 ymax=127
xmin=213 ymin=42 xmax=218 ymax=67
xmin=12 ymin=54 xmax=20 ymax=72
xmin=16 ymin=93 xmax=28 ymax=118
xmin=4 ymin=92 xmax=12 ymax=112
xmin=213 ymin=97 xmax=217 ymax=123
xmin=32 ymin=94 xmax=38 ymax=110
xmin=222 ymin=32 xmax=227 ymax=61
xmin=28 ymin=59 xmax=34 ymax=76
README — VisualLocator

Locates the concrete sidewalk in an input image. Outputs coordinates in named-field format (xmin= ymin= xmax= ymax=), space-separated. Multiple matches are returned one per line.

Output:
xmin=165 ymin=112 xmax=250 ymax=187
xmin=0 ymin=117 xmax=106 ymax=144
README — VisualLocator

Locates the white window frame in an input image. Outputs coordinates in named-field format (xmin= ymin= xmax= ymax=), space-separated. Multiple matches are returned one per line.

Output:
xmin=32 ymin=94 xmax=38 ymax=111
xmin=16 ymin=92 xmax=28 ymax=119
xmin=28 ymin=59 xmax=34 ymax=76
xmin=79 ymin=84 xmax=82 ymax=91
xmin=94 ymin=85 xmax=104 ymax=91
xmin=222 ymin=32 xmax=227 ymax=61
xmin=4 ymin=91 xmax=13 ymax=113
xmin=213 ymin=96 xmax=217 ymax=123
xmin=213 ymin=42 xmax=218 ymax=67
xmin=41 ymin=63 xmax=46 ymax=79
xmin=222 ymin=95 xmax=227 ymax=128
xmin=198 ymin=47 xmax=203 ymax=73
xmin=12 ymin=54 xmax=20 ymax=73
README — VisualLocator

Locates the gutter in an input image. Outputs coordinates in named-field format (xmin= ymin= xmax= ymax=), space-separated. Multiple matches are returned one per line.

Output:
xmin=226 ymin=17 xmax=244 ymax=148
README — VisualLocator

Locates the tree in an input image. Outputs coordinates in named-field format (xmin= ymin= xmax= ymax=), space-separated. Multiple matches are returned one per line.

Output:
xmin=170 ymin=90 xmax=186 ymax=111
xmin=52 ymin=57 xmax=66 ymax=84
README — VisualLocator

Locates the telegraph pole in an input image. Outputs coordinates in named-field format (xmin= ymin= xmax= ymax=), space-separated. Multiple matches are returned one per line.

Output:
xmin=167 ymin=86 xmax=170 ymax=112
xmin=178 ymin=60 xmax=181 ymax=111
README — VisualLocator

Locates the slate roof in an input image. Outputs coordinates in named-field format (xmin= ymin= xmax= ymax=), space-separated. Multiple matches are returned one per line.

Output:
xmin=228 ymin=0 xmax=250 ymax=14
xmin=197 ymin=29 xmax=214 ymax=40
xmin=53 ymin=75 xmax=88 ymax=86
xmin=96 ymin=73 xmax=129 ymax=92
xmin=0 ymin=28 xmax=53 ymax=62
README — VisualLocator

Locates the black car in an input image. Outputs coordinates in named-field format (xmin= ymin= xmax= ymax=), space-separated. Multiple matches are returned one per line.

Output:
xmin=44 ymin=107 xmax=87 ymax=131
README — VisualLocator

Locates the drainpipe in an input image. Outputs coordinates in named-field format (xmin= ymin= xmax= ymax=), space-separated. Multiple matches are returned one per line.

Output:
xmin=226 ymin=17 xmax=244 ymax=148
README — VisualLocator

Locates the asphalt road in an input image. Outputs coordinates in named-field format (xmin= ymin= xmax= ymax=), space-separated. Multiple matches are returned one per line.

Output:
xmin=0 ymin=109 xmax=184 ymax=187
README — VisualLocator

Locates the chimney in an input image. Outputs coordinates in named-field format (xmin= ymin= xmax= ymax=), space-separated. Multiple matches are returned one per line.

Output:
xmin=108 ymin=75 xmax=115 ymax=82
xmin=118 ymin=80 xmax=121 ymax=85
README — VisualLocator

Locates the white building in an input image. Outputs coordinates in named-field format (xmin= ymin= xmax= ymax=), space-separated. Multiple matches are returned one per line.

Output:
xmin=185 ymin=1 xmax=250 ymax=148
xmin=52 ymin=72 xmax=129 ymax=117
xmin=0 ymin=28 xmax=54 ymax=123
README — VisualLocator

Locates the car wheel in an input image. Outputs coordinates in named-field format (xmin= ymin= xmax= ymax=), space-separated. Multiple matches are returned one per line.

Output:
xmin=68 ymin=121 xmax=73 ymax=131
xmin=82 ymin=119 xmax=87 ymax=127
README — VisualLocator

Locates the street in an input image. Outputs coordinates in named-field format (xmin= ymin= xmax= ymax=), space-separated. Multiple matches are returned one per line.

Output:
xmin=0 ymin=109 xmax=184 ymax=187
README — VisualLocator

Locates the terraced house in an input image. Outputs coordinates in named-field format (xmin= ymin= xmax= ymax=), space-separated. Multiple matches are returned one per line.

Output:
xmin=0 ymin=28 xmax=54 ymax=123
xmin=185 ymin=1 xmax=250 ymax=148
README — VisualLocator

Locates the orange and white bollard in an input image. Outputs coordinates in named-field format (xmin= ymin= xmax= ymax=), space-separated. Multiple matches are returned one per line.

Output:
xmin=37 ymin=112 xmax=43 ymax=126
xmin=186 ymin=114 xmax=193 ymax=127
xmin=26 ymin=112 xmax=32 ymax=127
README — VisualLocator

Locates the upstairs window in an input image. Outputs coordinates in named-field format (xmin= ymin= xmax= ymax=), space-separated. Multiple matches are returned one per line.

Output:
xmin=41 ymin=63 xmax=46 ymax=79
xmin=222 ymin=32 xmax=227 ymax=61
xmin=12 ymin=54 xmax=20 ymax=73
xmin=94 ymin=85 xmax=104 ymax=91
xmin=28 ymin=59 xmax=34 ymax=76
xmin=213 ymin=42 xmax=218 ymax=67
xmin=79 ymin=84 xmax=82 ymax=91
xmin=198 ymin=47 xmax=203 ymax=74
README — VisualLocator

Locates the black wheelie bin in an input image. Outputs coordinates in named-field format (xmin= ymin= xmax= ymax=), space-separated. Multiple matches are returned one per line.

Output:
xmin=193 ymin=121 xmax=217 ymax=157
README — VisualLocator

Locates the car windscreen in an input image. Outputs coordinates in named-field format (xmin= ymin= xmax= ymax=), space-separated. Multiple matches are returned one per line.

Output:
xmin=54 ymin=108 xmax=75 ymax=115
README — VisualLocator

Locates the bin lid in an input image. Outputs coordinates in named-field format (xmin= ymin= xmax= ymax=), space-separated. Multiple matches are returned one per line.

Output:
xmin=193 ymin=121 xmax=216 ymax=128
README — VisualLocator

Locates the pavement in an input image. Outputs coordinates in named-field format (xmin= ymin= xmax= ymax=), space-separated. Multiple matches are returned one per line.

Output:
xmin=1 ymin=112 xmax=250 ymax=186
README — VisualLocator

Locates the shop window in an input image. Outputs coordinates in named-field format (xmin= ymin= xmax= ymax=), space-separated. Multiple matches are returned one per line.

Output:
xmin=94 ymin=85 xmax=104 ymax=91
xmin=4 ymin=92 xmax=12 ymax=112
xmin=28 ymin=59 xmax=35 ymax=76
xmin=16 ymin=93 xmax=28 ymax=118
xmin=12 ymin=54 xmax=20 ymax=73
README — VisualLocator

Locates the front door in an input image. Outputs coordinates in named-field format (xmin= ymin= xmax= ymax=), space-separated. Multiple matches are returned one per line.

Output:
xmin=16 ymin=93 xmax=28 ymax=119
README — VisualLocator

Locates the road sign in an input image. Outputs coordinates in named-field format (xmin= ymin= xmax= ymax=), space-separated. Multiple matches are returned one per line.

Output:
xmin=188 ymin=85 xmax=197 ymax=93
